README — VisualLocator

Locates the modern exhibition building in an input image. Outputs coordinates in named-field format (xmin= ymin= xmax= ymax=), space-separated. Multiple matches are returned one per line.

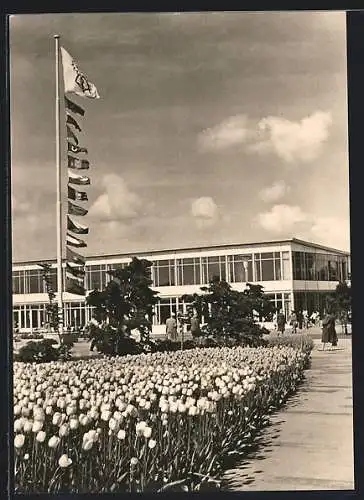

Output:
xmin=12 ymin=238 xmax=351 ymax=334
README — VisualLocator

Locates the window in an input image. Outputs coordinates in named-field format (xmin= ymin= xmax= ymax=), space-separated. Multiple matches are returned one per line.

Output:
xmin=13 ymin=271 xmax=25 ymax=294
xmin=201 ymin=256 xmax=227 ymax=283
xmin=227 ymin=254 xmax=252 ymax=282
xmin=24 ymin=269 xmax=44 ymax=294
xmin=153 ymin=260 xmax=175 ymax=287
xmin=176 ymin=258 xmax=201 ymax=285
xmin=282 ymin=252 xmax=291 ymax=280
xmin=254 ymin=252 xmax=282 ymax=281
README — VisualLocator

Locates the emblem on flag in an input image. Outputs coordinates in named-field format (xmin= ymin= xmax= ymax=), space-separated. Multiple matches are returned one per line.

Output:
xmin=61 ymin=47 xmax=100 ymax=99
xmin=68 ymin=142 xmax=88 ymax=155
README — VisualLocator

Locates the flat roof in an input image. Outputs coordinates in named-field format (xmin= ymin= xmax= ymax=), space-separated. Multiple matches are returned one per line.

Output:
xmin=12 ymin=237 xmax=350 ymax=266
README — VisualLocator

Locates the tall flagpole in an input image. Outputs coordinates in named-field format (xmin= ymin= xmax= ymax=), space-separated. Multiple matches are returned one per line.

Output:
xmin=54 ymin=34 xmax=64 ymax=336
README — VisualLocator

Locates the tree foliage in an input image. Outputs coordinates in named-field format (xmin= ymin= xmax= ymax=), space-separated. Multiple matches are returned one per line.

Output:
xmin=326 ymin=281 xmax=351 ymax=324
xmin=182 ymin=278 xmax=273 ymax=345
xmin=86 ymin=257 xmax=159 ymax=354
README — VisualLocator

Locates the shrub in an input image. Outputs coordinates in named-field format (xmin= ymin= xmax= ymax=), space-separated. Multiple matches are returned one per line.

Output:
xmin=15 ymin=333 xmax=44 ymax=340
xmin=15 ymin=339 xmax=59 ymax=363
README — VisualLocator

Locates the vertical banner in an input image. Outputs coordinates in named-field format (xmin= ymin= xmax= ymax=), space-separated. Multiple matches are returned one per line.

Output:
xmin=60 ymin=46 xmax=100 ymax=296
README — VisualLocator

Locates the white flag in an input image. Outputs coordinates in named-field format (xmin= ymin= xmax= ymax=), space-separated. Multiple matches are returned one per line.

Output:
xmin=60 ymin=47 xmax=100 ymax=99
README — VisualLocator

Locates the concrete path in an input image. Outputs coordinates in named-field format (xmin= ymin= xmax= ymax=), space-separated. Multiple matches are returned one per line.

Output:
xmin=222 ymin=337 xmax=354 ymax=491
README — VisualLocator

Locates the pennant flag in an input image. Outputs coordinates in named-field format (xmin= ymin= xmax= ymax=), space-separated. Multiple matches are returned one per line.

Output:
xmin=66 ymin=246 xmax=86 ymax=265
xmin=67 ymin=125 xmax=79 ymax=145
xmin=67 ymin=215 xmax=89 ymax=235
xmin=68 ymin=155 xmax=89 ymax=170
xmin=68 ymin=201 xmax=88 ymax=217
xmin=66 ymin=269 xmax=84 ymax=284
xmin=68 ymin=170 xmax=90 ymax=186
xmin=67 ymin=232 xmax=87 ymax=248
xmin=68 ymin=185 xmax=88 ymax=202
xmin=65 ymin=277 xmax=85 ymax=296
xmin=66 ymin=112 xmax=82 ymax=132
xmin=66 ymin=262 xmax=85 ymax=278
xmin=61 ymin=47 xmax=100 ymax=99
xmin=68 ymin=142 xmax=88 ymax=155
xmin=65 ymin=96 xmax=85 ymax=116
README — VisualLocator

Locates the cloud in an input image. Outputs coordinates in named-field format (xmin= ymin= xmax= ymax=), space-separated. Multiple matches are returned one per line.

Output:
xmin=309 ymin=215 xmax=350 ymax=251
xmin=191 ymin=196 xmax=219 ymax=228
xmin=198 ymin=114 xmax=252 ymax=151
xmin=253 ymin=111 xmax=332 ymax=162
xmin=257 ymin=204 xmax=308 ymax=233
xmin=259 ymin=181 xmax=289 ymax=203
xmin=89 ymin=174 xmax=143 ymax=222
xmin=256 ymin=204 xmax=350 ymax=251
xmin=198 ymin=111 xmax=332 ymax=163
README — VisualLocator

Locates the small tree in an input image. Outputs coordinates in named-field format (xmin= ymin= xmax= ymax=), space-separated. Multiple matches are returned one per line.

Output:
xmin=86 ymin=257 xmax=159 ymax=355
xmin=183 ymin=277 xmax=270 ymax=346
xmin=333 ymin=281 xmax=351 ymax=334
xmin=38 ymin=263 xmax=59 ymax=334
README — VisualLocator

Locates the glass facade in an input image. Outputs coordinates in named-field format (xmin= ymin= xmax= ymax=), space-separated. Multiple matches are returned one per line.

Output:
xmin=12 ymin=245 xmax=350 ymax=330
xmin=292 ymin=252 xmax=349 ymax=281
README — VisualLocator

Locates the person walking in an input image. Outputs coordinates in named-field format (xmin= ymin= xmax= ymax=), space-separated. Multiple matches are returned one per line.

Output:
xmin=166 ymin=312 xmax=178 ymax=341
xmin=321 ymin=311 xmax=337 ymax=350
xmin=297 ymin=310 xmax=303 ymax=330
xmin=276 ymin=310 xmax=286 ymax=336
xmin=290 ymin=310 xmax=298 ymax=334
xmin=303 ymin=310 xmax=309 ymax=329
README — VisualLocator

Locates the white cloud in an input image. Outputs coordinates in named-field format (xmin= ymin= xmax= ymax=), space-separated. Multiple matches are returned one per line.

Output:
xmin=89 ymin=174 xmax=143 ymax=221
xmin=254 ymin=111 xmax=332 ymax=163
xmin=198 ymin=114 xmax=252 ymax=151
xmin=259 ymin=180 xmax=289 ymax=203
xmin=198 ymin=111 xmax=332 ymax=163
xmin=191 ymin=196 xmax=219 ymax=228
xmin=309 ymin=215 xmax=350 ymax=251
xmin=257 ymin=204 xmax=308 ymax=233
xmin=256 ymin=204 xmax=350 ymax=251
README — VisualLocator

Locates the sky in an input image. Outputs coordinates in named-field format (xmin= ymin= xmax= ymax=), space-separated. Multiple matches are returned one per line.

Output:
xmin=10 ymin=11 xmax=350 ymax=262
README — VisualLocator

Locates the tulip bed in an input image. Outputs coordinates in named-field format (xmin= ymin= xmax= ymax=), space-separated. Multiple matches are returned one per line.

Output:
xmin=14 ymin=345 xmax=310 ymax=493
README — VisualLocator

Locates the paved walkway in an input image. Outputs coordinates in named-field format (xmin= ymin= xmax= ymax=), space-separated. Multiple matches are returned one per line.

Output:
xmin=222 ymin=337 xmax=354 ymax=491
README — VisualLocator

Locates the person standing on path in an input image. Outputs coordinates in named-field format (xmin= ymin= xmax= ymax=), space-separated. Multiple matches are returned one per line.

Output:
xmin=166 ymin=312 xmax=178 ymax=341
xmin=276 ymin=310 xmax=286 ymax=336
xmin=190 ymin=312 xmax=201 ymax=337
xmin=290 ymin=311 xmax=298 ymax=334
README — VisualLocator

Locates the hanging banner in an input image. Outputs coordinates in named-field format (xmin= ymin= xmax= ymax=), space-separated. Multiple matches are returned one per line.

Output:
xmin=66 ymin=112 xmax=82 ymax=132
xmin=68 ymin=185 xmax=88 ymax=202
xmin=66 ymin=246 xmax=86 ymax=266
xmin=65 ymin=96 xmax=85 ymax=116
xmin=68 ymin=201 xmax=88 ymax=216
xmin=66 ymin=262 xmax=85 ymax=278
xmin=66 ymin=231 xmax=87 ymax=248
xmin=67 ymin=215 xmax=89 ymax=235
xmin=65 ymin=277 xmax=85 ymax=296
xmin=68 ymin=170 xmax=90 ymax=186
xmin=67 ymin=125 xmax=79 ymax=145
xmin=68 ymin=155 xmax=89 ymax=170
